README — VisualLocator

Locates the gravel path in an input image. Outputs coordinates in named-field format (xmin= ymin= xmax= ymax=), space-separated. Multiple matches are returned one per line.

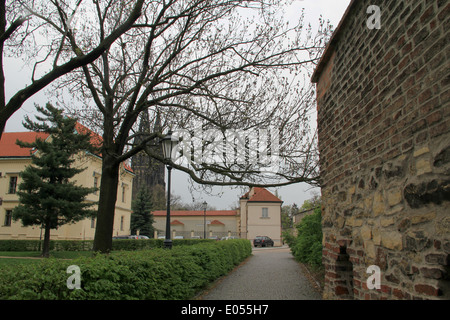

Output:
xmin=199 ymin=246 xmax=322 ymax=300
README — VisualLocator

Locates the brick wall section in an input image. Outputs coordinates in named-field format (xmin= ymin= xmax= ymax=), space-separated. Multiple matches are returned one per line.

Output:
xmin=313 ymin=0 xmax=450 ymax=300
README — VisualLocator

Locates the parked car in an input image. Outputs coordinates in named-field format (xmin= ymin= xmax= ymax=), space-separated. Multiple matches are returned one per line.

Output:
xmin=112 ymin=235 xmax=130 ymax=240
xmin=112 ymin=235 xmax=150 ymax=239
xmin=253 ymin=236 xmax=274 ymax=247
xmin=221 ymin=236 xmax=239 ymax=240
xmin=129 ymin=235 xmax=150 ymax=239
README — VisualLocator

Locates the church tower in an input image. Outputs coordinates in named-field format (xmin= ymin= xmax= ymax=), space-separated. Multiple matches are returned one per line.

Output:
xmin=131 ymin=109 xmax=165 ymax=201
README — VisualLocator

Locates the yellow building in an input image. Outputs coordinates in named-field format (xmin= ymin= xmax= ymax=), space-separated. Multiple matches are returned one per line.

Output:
xmin=152 ymin=210 xmax=239 ymax=239
xmin=0 ymin=125 xmax=134 ymax=240
xmin=152 ymin=187 xmax=283 ymax=245
xmin=239 ymin=187 xmax=283 ymax=246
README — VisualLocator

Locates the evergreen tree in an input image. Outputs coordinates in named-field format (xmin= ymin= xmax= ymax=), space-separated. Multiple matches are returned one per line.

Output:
xmin=12 ymin=104 xmax=97 ymax=257
xmin=149 ymin=185 xmax=166 ymax=210
xmin=130 ymin=187 xmax=155 ymax=237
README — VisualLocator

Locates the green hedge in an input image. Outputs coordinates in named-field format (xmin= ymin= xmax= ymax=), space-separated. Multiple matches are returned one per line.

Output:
xmin=0 ymin=239 xmax=252 ymax=300
xmin=0 ymin=239 xmax=215 ymax=252
xmin=285 ymin=207 xmax=323 ymax=268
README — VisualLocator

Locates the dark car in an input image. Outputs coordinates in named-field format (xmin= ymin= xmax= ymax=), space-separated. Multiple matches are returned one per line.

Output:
xmin=253 ymin=236 xmax=274 ymax=247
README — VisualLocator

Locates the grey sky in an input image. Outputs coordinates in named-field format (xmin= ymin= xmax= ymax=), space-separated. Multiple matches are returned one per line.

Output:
xmin=3 ymin=0 xmax=352 ymax=209
xmin=170 ymin=0 xmax=352 ymax=209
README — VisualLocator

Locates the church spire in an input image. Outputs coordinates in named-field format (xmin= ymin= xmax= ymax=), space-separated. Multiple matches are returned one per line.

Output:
xmin=131 ymin=108 xmax=165 ymax=201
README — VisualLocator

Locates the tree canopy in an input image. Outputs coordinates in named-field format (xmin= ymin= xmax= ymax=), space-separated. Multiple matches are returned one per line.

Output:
xmin=13 ymin=103 xmax=97 ymax=257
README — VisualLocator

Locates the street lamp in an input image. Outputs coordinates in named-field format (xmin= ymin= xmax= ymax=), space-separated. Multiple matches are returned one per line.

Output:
xmin=202 ymin=201 xmax=207 ymax=239
xmin=161 ymin=130 xmax=179 ymax=249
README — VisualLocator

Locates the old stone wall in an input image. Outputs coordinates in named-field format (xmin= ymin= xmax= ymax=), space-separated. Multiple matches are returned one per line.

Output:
xmin=314 ymin=0 xmax=449 ymax=299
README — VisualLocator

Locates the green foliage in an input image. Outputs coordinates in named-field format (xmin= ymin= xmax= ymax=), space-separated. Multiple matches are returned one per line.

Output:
xmin=0 ymin=239 xmax=215 ymax=252
xmin=0 ymin=239 xmax=252 ymax=300
xmin=288 ymin=207 xmax=323 ymax=268
xmin=130 ymin=187 xmax=155 ymax=237
xmin=12 ymin=104 xmax=97 ymax=256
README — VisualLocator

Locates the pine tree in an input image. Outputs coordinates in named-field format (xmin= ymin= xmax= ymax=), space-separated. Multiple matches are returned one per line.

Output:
xmin=130 ymin=187 xmax=155 ymax=237
xmin=12 ymin=104 xmax=97 ymax=257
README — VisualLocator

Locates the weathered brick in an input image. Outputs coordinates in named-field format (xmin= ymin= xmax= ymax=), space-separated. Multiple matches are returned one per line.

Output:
xmin=414 ymin=284 xmax=442 ymax=296
xmin=335 ymin=285 xmax=349 ymax=296
xmin=381 ymin=231 xmax=403 ymax=250
xmin=420 ymin=267 xmax=446 ymax=280
xmin=313 ymin=0 xmax=450 ymax=300
xmin=387 ymin=189 xmax=402 ymax=207
xmin=393 ymin=288 xmax=405 ymax=299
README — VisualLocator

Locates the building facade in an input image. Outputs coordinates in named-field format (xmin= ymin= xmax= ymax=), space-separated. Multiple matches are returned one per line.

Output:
xmin=239 ymin=187 xmax=283 ymax=246
xmin=152 ymin=210 xmax=239 ymax=239
xmin=0 ymin=126 xmax=134 ymax=240
xmin=312 ymin=0 xmax=449 ymax=299
xmin=152 ymin=187 xmax=283 ymax=245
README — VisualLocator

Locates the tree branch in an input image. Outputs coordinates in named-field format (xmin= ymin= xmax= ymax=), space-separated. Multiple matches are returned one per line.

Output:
xmin=0 ymin=0 xmax=145 ymax=136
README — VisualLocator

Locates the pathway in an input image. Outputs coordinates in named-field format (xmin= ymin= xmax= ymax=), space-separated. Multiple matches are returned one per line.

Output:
xmin=199 ymin=246 xmax=322 ymax=300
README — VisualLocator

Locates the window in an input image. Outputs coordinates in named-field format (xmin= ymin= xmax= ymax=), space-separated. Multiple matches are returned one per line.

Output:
xmin=4 ymin=210 xmax=12 ymax=227
xmin=122 ymin=185 xmax=126 ymax=203
xmin=8 ymin=176 xmax=18 ymax=194
xmin=120 ymin=216 xmax=124 ymax=231
xmin=91 ymin=217 xmax=96 ymax=229
xmin=262 ymin=207 xmax=268 ymax=218
xmin=93 ymin=177 xmax=98 ymax=195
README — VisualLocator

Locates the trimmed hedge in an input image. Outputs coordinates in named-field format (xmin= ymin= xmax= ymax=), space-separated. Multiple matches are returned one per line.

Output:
xmin=285 ymin=208 xmax=323 ymax=268
xmin=0 ymin=239 xmax=214 ymax=252
xmin=0 ymin=239 xmax=251 ymax=300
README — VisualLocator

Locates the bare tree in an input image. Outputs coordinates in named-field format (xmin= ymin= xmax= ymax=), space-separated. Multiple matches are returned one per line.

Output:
xmin=52 ymin=0 xmax=332 ymax=253
xmin=0 ymin=0 xmax=145 ymax=137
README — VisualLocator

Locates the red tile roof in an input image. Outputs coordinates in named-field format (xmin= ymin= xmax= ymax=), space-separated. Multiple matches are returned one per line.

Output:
xmin=0 ymin=132 xmax=50 ymax=157
xmin=1 ymin=123 xmax=133 ymax=173
xmin=75 ymin=122 xmax=103 ymax=151
xmin=210 ymin=219 xmax=225 ymax=225
xmin=241 ymin=187 xmax=282 ymax=203
xmin=152 ymin=210 xmax=237 ymax=216
xmin=170 ymin=220 xmax=184 ymax=225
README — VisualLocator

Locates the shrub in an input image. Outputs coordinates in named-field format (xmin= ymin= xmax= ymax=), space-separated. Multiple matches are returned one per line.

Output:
xmin=0 ymin=239 xmax=251 ymax=300
xmin=0 ymin=238 xmax=215 ymax=252
xmin=289 ymin=207 xmax=323 ymax=268
xmin=0 ymin=240 xmax=42 ymax=251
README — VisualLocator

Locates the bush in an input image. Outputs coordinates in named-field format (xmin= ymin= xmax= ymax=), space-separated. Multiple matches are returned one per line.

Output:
xmin=0 ymin=238 xmax=215 ymax=252
xmin=289 ymin=207 xmax=323 ymax=268
xmin=0 ymin=239 xmax=252 ymax=300
xmin=0 ymin=240 xmax=42 ymax=251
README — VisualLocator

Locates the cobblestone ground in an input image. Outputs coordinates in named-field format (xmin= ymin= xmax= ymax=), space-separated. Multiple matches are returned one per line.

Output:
xmin=199 ymin=246 xmax=322 ymax=300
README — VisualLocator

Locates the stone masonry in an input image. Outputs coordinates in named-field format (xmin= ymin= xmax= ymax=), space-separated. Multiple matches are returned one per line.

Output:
xmin=312 ymin=0 xmax=449 ymax=299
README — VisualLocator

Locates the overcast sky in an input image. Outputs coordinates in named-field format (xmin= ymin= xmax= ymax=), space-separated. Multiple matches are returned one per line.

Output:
xmin=171 ymin=0 xmax=352 ymax=209
xmin=3 ymin=0 xmax=352 ymax=209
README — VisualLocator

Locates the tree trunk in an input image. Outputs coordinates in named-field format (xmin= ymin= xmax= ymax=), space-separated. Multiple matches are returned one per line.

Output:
xmin=93 ymin=155 xmax=120 ymax=253
xmin=41 ymin=220 xmax=51 ymax=258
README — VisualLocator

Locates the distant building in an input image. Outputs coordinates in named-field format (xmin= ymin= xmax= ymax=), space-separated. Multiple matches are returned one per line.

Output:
xmin=131 ymin=110 xmax=165 ymax=200
xmin=152 ymin=210 xmax=239 ymax=239
xmin=152 ymin=187 xmax=283 ymax=245
xmin=0 ymin=124 xmax=134 ymax=240
xmin=238 ymin=187 xmax=283 ymax=246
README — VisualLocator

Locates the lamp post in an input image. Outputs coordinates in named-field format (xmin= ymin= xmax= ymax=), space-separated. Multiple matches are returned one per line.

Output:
xmin=161 ymin=130 xmax=179 ymax=249
xmin=202 ymin=201 xmax=207 ymax=239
